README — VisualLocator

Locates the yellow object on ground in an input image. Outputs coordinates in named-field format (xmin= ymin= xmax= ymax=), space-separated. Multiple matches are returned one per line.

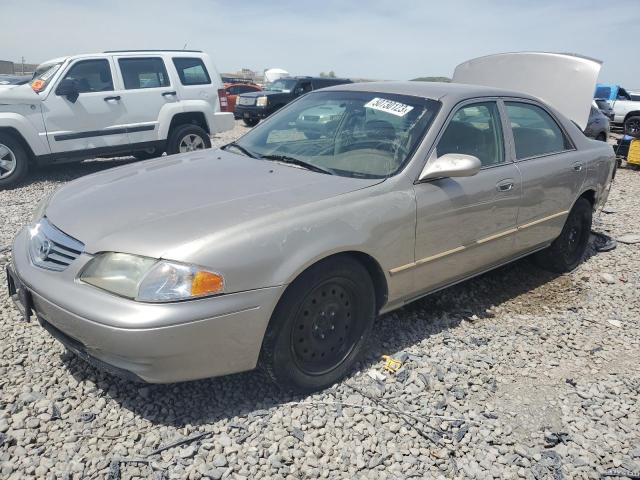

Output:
xmin=382 ymin=355 xmax=402 ymax=373
xmin=628 ymin=139 xmax=640 ymax=166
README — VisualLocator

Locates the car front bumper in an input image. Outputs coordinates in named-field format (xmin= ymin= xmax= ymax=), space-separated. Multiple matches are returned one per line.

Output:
xmin=9 ymin=227 xmax=285 ymax=383
xmin=233 ymin=105 xmax=270 ymax=120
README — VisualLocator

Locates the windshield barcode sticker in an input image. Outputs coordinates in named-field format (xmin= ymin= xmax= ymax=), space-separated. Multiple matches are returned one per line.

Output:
xmin=365 ymin=98 xmax=414 ymax=117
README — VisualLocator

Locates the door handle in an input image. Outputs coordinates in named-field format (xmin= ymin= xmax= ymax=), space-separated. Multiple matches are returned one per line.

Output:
xmin=496 ymin=181 xmax=514 ymax=192
xmin=103 ymin=96 xmax=121 ymax=101
xmin=162 ymin=91 xmax=177 ymax=97
xmin=572 ymin=163 xmax=584 ymax=172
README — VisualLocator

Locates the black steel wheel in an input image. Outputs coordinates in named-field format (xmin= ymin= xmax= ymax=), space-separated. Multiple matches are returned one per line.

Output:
xmin=260 ymin=256 xmax=376 ymax=392
xmin=243 ymin=117 xmax=260 ymax=127
xmin=534 ymin=198 xmax=592 ymax=273
xmin=624 ymin=116 xmax=640 ymax=136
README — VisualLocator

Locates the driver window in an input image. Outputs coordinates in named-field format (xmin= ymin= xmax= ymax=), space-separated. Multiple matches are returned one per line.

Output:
xmin=61 ymin=60 xmax=113 ymax=94
xmin=436 ymin=102 xmax=504 ymax=167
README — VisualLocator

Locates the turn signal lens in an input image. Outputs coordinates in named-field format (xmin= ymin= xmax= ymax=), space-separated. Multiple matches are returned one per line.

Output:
xmin=191 ymin=271 xmax=224 ymax=296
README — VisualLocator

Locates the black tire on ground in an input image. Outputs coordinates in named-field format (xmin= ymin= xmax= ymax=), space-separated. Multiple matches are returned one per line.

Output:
xmin=596 ymin=132 xmax=607 ymax=142
xmin=259 ymin=256 xmax=377 ymax=393
xmin=133 ymin=147 xmax=164 ymax=160
xmin=0 ymin=132 xmax=30 ymax=189
xmin=534 ymin=197 xmax=592 ymax=273
xmin=243 ymin=118 xmax=260 ymax=127
xmin=165 ymin=124 xmax=211 ymax=155
xmin=624 ymin=115 xmax=640 ymax=136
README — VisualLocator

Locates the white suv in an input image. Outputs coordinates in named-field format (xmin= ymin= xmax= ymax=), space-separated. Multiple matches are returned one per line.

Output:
xmin=0 ymin=50 xmax=234 ymax=188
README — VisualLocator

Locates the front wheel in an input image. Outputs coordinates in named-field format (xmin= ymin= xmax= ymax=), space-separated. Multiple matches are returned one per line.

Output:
xmin=166 ymin=124 xmax=211 ymax=155
xmin=0 ymin=133 xmax=30 ymax=190
xmin=243 ymin=118 xmax=259 ymax=127
xmin=624 ymin=116 xmax=640 ymax=136
xmin=259 ymin=256 xmax=376 ymax=393
xmin=534 ymin=198 xmax=592 ymax=273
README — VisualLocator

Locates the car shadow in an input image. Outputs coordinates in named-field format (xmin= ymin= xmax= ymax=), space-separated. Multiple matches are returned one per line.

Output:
xmin=58 ymin=244 xmax=590 ymax=431
xmin=27 ymin=157 xmax=140 ymax=185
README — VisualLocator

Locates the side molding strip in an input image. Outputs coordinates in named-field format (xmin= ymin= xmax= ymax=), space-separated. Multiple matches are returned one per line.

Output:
xmin=389 ymin=210 xmax=569 ymax=275
xmin=54 ymin=124 xmax=155 ymax=141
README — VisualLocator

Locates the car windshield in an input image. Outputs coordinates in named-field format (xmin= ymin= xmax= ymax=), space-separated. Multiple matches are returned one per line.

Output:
xmin=264 ymin=79 xmax=298 ymax=93
xmin=232 ymin=90 xmax=440 ymax=179
xmin=30 ymin=61 xmax=64 ymax=92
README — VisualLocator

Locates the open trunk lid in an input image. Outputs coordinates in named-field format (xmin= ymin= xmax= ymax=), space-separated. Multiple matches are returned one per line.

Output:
xmin=452 ymin=52 xmax=602 ymax=130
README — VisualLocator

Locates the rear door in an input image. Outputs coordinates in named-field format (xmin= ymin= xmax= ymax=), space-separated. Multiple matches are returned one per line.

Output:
xmin=43 ymin=58 xmax=130 ymax=154
xmin=113 ymin=56 xmax=177 ymax=147
xmin=503 ymin=100 xmax=585 ymax=253
xmin=411 ymin=100 xmax=521 ymax=294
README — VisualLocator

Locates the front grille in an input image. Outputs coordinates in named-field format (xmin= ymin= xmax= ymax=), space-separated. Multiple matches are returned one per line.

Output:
xmin=29 ymin=218 xmax=84 ymax=272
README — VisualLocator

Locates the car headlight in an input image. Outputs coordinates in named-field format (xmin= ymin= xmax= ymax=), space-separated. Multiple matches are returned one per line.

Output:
xmin=79 ymin=252 xmax=224 ymax=302
xmin=256 ymin=96 xmax=268 ymax=107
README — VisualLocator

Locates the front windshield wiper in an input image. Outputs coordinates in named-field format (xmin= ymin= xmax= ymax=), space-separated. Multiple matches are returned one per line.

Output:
xmin=260 ymin=154 xmax=334 ymax=175
xmin=222 ymin=142 xmax=258 ymax=158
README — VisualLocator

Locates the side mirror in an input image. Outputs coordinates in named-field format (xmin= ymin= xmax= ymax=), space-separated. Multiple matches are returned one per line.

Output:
xmin=419 ymin=152 xmax=481 ymax=181
xmin=56 ymin=78 xmax=79 ymax=103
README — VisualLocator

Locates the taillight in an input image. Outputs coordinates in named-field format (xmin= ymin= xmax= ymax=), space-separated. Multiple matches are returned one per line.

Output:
xmin=218 ymin=89 xmax=229 ymax=112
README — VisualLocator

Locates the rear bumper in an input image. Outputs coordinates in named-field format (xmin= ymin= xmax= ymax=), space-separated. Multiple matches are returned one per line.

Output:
xmin=11 ymin=227 xmax=285 ymax=383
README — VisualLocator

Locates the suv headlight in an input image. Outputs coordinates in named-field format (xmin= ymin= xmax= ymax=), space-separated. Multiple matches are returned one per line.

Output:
xmin=256 ymin=96 xmax=268 ymax=107
xmin=79 ymin=252 xmax=224 ymax=302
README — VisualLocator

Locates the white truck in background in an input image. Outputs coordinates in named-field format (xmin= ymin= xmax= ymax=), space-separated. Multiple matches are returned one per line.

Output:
xmin=0 ymin=50 xmax=234 ymax=188
xmin=594 ymin=83 xmax=640 ymax=136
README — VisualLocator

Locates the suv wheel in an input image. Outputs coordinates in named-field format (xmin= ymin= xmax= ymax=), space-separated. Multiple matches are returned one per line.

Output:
xmin=259 ymin=256 xmax=376 ymax=393
xmin=624 ymin=115 xmax=640 ymax=136
xmin=243 ymin=118 xmax=259 ymax=127
xmin=534 ymin=198 xmax=592 ymax=273
xmin=166 ymin=124 xmax=211 ymax=155
xmin=0 ymin=133 xmax=29 ymax=189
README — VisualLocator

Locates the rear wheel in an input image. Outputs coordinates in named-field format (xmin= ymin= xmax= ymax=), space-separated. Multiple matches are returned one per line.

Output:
xmin=0 ymin=133 xmax=30 ymax=189
xmin=624 ymin=115 xmax=640 ymax=136
xmin=260 ymin=256 xmax=376 ymax=393
xmin=534 ymin=198 xmax=592 ymax=273
xmin=243 ymin=118 xmax=259 ymax=127
xmin=166 ymin=124 xmax=211 ymax=155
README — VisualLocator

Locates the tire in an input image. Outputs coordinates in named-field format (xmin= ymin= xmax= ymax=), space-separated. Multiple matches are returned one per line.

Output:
xmin=596 ymin=132 xmax=607 ymax=142
xmin=0 ymin=132 xmax=30 ymax=189
xmin=259 ymin=256 xmax=376 ymax=393
xmin=166 ymin=124 xmax=211 ymax=155
xmin=133 ymin=146 xmax=163 ymax=160
xmin=534 ymin=198 xmax=592 ymax=273
xmin=624 ymin=115 xmax=640 ymax=136
xmin=243 ymin=118 xmax=259 ymax=127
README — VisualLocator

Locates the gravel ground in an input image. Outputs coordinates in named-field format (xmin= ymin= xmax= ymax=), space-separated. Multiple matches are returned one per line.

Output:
xmin=0 ymin=123 xmax=639 ymax=479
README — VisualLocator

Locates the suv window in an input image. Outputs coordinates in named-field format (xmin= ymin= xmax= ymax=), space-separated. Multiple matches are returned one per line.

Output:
xmin=631 ymin=94 xmax=640 ymax=102
xmin=436 ymin=102 xmax=504 ymax=167
xmin=60 ymin=59 xmax=113 ymax=94
xmin=505 ymin=102 xmax=572 ymax=160
xmin=119 ymin=58 xmax=169 ymax=90
xmin=173 ymin=58 xmax=211 ymax=85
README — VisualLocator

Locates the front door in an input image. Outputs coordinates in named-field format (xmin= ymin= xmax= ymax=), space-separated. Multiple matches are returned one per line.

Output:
xmin=43 ymin=58 xmax=130 ymax=155
xmin=503 ymin=100 xmax=586 ymax=253
xmin=410 ymin=100 xmax=521 ymax=295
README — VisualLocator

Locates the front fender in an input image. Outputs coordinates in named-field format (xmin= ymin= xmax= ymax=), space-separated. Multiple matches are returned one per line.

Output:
xmin=0 ymin=110 xmax=50 ymax=156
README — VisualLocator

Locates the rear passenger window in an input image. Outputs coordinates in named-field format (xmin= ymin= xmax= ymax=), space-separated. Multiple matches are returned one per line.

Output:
xmin=118 ymin=58 xmax=169 ymax=89
xmin=173 ymin=58 xmax=211 ymax=85
xmin=436 ymin=102 xmax=504 ymax=167
xmin=505 ymin=102 xmax=572 ymax=159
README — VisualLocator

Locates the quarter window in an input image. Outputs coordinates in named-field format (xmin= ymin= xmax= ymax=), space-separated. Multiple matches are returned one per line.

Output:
xmin=505 ymin=102 xmax=572 ymax=159
xmin=172 ymin=58 xmax=211 ymax=85
xmin=59 ymin=60 xmax=113 ymax=94
xmin=118 ymin=58 xmax=170 ymax=90
xmin=436 ymin=102 xmax=505 ymax=167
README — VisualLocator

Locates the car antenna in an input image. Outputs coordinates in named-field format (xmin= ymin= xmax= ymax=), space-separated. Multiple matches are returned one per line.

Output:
xmin=182 ymin=42 xmax=188 ymax=50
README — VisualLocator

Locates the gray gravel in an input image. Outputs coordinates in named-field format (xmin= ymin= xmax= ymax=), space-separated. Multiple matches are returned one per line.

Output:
xmin=1 ymin=123 xmax=639 ymax=479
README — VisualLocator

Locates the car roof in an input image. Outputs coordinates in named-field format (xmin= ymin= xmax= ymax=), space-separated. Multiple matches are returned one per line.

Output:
xmin=41 ymin=50 xmax=205 ymax=65
xmin=322 ymin=81 xmax=537 ymax=103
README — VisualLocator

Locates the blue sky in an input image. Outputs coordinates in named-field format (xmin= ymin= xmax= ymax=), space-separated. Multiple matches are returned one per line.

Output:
xmin=3 ymin=0 xmax=639 ymax=87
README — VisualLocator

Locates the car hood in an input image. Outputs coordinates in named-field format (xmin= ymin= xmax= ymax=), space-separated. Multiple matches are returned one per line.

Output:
xmin=0 ymin=83 xmax=41 ymax=105
xmin=45 ymin=150 xmax=382 ymax=261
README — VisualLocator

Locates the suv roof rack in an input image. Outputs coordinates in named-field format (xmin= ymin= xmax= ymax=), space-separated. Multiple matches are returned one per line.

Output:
xmin=103 ymin=49 xmax=203 ymax=53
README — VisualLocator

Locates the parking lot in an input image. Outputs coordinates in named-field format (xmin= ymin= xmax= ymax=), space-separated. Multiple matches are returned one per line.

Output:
xmin=0 ymin=122 xmax=637 ymax=479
